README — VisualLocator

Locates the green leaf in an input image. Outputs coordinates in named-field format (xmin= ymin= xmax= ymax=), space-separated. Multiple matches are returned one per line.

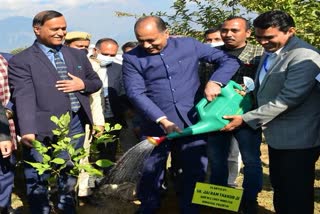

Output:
xmin=52 ymin=130 xmax=62 ymax=135
xmin=95 ymin=159 xmax=114 ymax=168
xmin=31 ymin=140 xmax=43 ymax=150
xmin=104 ymin=123 xmax=111 ymax=132
xmin=61 ymin=112 xmax=71 ymax=127
xmin=37 ymin=168 xmax=47 ymax=175
xmin=51 ymin=158 xmax=65 ymax=165
xmin=112 ymin=123 xmax=122 ymax=131
xmin=93 ymin=135 xmax=116 ymax=145
xmin=51 ymin=144 xmax=60 ymax=149
xmin=73 ymin=133 xmax=85 ymax=139
xmin=31 ymin=140 xmax=49 ymax=154
xmin=74 ymin=147 xmax=85 ymax=155
xmin=68 ymin=146 xmax=75 ymax=155
xmin=63 ymin=137 xmax=72 ymax=144
xmin=72 ymin=153 xmax=87 ymax=162
xmin=86 ymin=168 xmax=103 ymax=176
xmin=50 ymin=115 xmax=59 ymax=125
xmin=42 ymin=154 xmax=51 ymax=163
xmin=25 ymin=161 xmax=44 ymax=169
xmin=42 ymin=164 xmax=51 ymax=170
xmin=24 ymin=162 xmax=51 ymax=175
xmin=78 ymin=164 xmax=103 ymax=176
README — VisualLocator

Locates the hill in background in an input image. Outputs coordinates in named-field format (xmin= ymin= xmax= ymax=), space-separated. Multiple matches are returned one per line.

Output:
xmin=0 ymin=16 xmax=34 ymax=53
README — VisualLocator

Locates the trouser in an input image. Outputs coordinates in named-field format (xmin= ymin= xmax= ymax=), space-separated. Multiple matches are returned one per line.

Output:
xmin=0 ymin=155 xmax=15 ymax=210
xmin=137 ymin=135 xmax=208 ymax=214
xmin=207 ymin=126 xmax=262 ymax=201
xmin=269 ymin=145 xmax=320 ymax=214
xmin=227 ymin=137 xmax=241 ymax=187
xmin=23 ymin=111 xmax=86 ymax=214
xmin=78 ymin=124 xmax=93 ymax=197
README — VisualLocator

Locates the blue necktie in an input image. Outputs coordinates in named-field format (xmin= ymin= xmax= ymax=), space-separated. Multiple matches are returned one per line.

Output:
xmin=51 ymin=49 xmax=81 ymax=112
xmin=258 ymin=54 xmax=271 ymax=84
xmin=262 ymin=54 xmax=270 ymax=73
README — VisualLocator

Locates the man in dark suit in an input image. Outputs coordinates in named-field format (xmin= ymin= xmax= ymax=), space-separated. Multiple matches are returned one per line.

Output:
xmin=8 ymin=10 xmax=102 ymax=214
xmin=223 ymin=10 xmax=320 ymax=214
xmin=92 ymin=38 xmax=131 ymax=162
xmin=122 ymin=16 xmax=240 ymax=214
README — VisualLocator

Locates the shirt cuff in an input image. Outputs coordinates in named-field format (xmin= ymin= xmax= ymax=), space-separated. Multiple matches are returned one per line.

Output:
xmin=156 ymin=116 xmax=167 ymax=124
xmin=212 ymin=81 xmax=223 ymax=87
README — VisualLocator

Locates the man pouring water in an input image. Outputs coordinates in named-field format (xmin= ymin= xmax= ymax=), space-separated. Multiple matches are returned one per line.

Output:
xmin=122 ymin=15 xmax=240 ymax=213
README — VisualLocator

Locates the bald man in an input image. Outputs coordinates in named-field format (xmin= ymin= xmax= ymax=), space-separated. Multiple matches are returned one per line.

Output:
xmin=122 ymin=15 xmax=240 ymax=214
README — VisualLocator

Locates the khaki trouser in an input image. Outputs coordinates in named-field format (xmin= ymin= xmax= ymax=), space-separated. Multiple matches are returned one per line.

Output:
xmin=78 ymin=124 xmax=92 ymax=197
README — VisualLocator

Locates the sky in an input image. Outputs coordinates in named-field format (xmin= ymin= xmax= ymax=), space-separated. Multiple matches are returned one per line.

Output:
xmin=0 ymin=0 xmax=175 ymax=50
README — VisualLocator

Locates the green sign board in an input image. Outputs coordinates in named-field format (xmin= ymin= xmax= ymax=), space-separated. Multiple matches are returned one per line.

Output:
xmin=192 ymin=182 xmax=243 ymax=212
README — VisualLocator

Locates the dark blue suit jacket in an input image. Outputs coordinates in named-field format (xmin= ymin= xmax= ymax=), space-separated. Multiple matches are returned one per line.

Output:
xmin=122 ymin=37 xmax=240 ymax=136
xmin=0 ymin=52 xmax=13 ymax=62
xmin=106 ymin=62 xmax=131 ymax=125
xmin=8 ymin=42 xmax=102 ymax=139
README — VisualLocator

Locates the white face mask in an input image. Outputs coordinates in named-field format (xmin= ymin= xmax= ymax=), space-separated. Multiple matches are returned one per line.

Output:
xmin=96 ymin=54 xmax=114 ymax=67
xmin=207 ymin=41 xmax=224 ymax=47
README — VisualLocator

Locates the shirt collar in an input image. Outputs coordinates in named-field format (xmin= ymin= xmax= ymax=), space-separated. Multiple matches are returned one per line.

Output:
xmin=159 ymin=37 xmax=171 ymax=55
xmin=265 ymin=47 xmax=283 ymax=58
xmin=36 ymin=41 xmax=62 ymax=54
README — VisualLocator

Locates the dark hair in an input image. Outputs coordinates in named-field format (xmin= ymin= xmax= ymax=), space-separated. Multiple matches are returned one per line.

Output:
xmin=95 ymin=38 xmax=119 ymax=49
xmin=32 ymin=10 xmax=63 ymax=27
xmin=253 ymin=10 xmax=295 ymax=32
xmin=224 ymin=16 xmax=250 ymax=30
xmin=121 ymin=41 xmax=138 ymax=52
xmin=204 ymin=26 xmax=221 ymax=37
xmin=134 ymin=16 xmax=167 ymax=33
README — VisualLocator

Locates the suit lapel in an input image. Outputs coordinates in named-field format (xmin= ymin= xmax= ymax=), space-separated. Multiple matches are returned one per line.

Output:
xmin=254 ymin=53 xmax=267 ymax=94
xmin=257 ymin=37 xmax=298 ymax=94
xmin=258 ymin=54 xmax=281 ymax=92
xmin=32 ymin=43 xmax=60 ymax=81
xmin=61 ymin=46 xmax=84 ymax=78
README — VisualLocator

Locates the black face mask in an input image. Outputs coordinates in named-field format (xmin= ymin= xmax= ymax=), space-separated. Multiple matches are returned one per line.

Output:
xmin=81 ymin=49 xmax=89 ymax=55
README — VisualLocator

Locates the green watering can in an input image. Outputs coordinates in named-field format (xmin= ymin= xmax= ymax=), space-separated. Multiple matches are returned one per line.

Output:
xmin=148 ymin=80 xmax=252 ymax=145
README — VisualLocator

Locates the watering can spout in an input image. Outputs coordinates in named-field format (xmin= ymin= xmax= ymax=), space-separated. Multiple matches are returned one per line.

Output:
xmin=166 ymin=121 xmax=212 ymax=139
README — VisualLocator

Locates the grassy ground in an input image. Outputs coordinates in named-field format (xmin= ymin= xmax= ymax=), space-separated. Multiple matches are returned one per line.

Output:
xmin=11 ymin=143 xmax=320 ymax=213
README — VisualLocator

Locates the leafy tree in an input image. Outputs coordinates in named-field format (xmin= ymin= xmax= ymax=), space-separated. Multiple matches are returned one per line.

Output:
xmin=117 ymin=0 xmax=319 ymax=47
xmin=239 ymin=0 xmax=320 ymax=48
xmin=152 ymin=0 xmax=241 ymax=40
xmin=116 ymin=0 xmax=242 ymax=41
xmin=10 ymin=47 xmax=26 ymax=55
